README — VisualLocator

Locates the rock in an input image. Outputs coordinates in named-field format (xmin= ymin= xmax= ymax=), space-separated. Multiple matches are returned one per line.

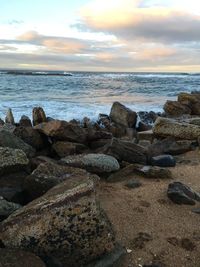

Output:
xmin=163 ymin=100 xmax=191 ymax=116
xmin=61 ymin=153 xmax=120 ymax=174
xmin=0 ymin=123 xmax=16 ymax=133
xmin=137 ymin=121 xmax=152 ymax=132
xmin=29 ymin=156 xmax=57 ymax=171
xmin=167 ymin=182 xmax=200 ymax=205
xmin=138 ymin=140 xmax=151 ymax=148
xmin=87 ymin=129 xmax=112 ymax=142
xmin=85 ymin=244 xmax=126 ymax=267
xmin=178 ymin=92 xmax=200 ymax=115
xmin=52 ymin=141 xmax=88 ymax=158
xmin=34 ymin=120 xmax=87 ymax=143
xmin=0 ymin=176 xmax=115 ymax=267
xmin=19 ymin=115 xmax=32 ymax=127
xmin=110 ymin=102 xmax=137 ymax=128
xmin=151 ymin=155 xmax=176 ymax=167
xmin=0 ymin=172 xmax=28 ymax=204
xmin=32 ymin=107 xmax=47 ymax=126
xmin=153 ymin=117 xmax=200 ymax=140
xmin=90 ymin=139 xmax=111 ymax=150
xmin=23 ymin=162 xmax=91 ymax=201
xmin=107 ymin=164 xmax=138 ymax=182
xmin=0 ymin=118 xmax=4 ymax=125
xmin=125 ymin=179 xmax=142 ymax=189
xmin=0 ymin=197 xmax=21 ymax=221
xmin=147 ymin=138 xmax=195 ymax=157
xmin=135 ymin=165 xmax=172 ymax=179
xmin=0 ymin=248 xmax=46 ymax=267
xmin=98 ymin=114 xmax=110 ymax=128
xmin=5 ymin=108 xmax=15 ymax=124
xmin=0 ymin=129 xmax=35 ymax=157
xmin=14 ymin=127 xmax=45 ymax=150
xmin=137 ymin=130 xmax=154 ymax=142
xmin=0 ymin=147 xmax=29 ymax=176
xmin=105 ymin=138 xmax=147 ymax=164
xmin=138 ymin=111 xmax=158 ymax=125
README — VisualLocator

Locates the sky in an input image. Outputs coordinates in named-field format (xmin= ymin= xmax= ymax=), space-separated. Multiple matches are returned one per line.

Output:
xmin=1 ymin=0 xmax=200 ymax=72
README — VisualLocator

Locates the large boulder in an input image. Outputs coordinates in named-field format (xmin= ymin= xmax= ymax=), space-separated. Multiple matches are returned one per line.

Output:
xmin=23 ymin=162 xmax=92 ymax=201
xmin=105 ymin=138 xmax=147 ymax=164
xmin=178 ymin=92 xmax=200 ymax=115
xmin=0 ymin=176 xmax=115 ymax=267
xmin=0 ymin=248 xmax=46 ymax=267
xmin=0 ymin=129 xmax=35 ymax=157
xmin=163 ymin=100 xmax=191 ymax=116
xmin=35 ymin=120 xmax=87 ymax=143
xmin=32 ymin=107 xmax=47 ymax=126
xmin=110 ymin=102 xmax=137 ymax=128
xmin=61 ymin=153 xmax=120 ymax=174
xmin=14 ymin=127 xmax=45 ymax=150
xmin=153 ymin=117 xmax=200 ymax=140
xmin=0 ymin=147 xmax=29 ymax=176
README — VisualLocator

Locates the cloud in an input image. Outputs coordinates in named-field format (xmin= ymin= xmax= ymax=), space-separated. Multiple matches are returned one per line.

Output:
xmin=80 ymin=0 xmax=200 ymax=43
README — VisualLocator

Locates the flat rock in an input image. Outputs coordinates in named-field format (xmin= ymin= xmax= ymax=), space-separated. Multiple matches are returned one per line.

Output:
xmin=136 ymin=165 xmax=172 ymax=179
xmin=110 ymin=102 xmax=137 ymax=128
xmin=153 ymin=117 xmax=200 ymax=140
xmin=61 ymin=153 xmax=120 ymax=173
xmin=23 ymin=161 xmax=93 ymax=201
xmin=0 ymin=248 xmax=46 ymax=267
xmin=167 ymin=182 xmax=200 ymax=205
xmin=0 ymin=175 xmax=115 ymax=267
xmin=151 ymin=155 xmax=176 ymax=167
xmin=35 ymin=120 xmax=87 ymax=143
xmin=0 ymin=147 xmax=29 ymax=176
xmin=0 ymin=129 xmax=35 ymax=157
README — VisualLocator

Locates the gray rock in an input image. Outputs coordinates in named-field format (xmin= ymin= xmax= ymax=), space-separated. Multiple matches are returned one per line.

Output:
xmin=167 ymin=182 xmax=200 ymax=205
xmin=61 ymin=153 xmax=120 ymax=173
xmin=0 ymin=248 xmax=46 ymax=267
xmin=5 ymin=108 xmax=15 ymax=125
xmin=136 ymin=165 xmax=172 ymax=179
xmin=125 ymin=179 xmax=142 ymax=189
xmin=110 ymin=102 xmax=137 ymax=128
xmin=0 ymin=197 xmax=21 ymax=220
xmin=0 ymin=175 xmax=115 ymax=267
xmin=0 ymin=129 xmax=35 ymax=157
xmin=151 ymin=155 xmax=176 ymax=167
xmin=0 ymin=147 xmax=29 ymax=176
xmin=19 ymin=115 xmax=32 ymax=127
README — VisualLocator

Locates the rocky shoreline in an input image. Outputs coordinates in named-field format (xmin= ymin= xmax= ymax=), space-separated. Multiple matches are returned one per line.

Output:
xmin=1 ymin=91 xmax=200 ymax=267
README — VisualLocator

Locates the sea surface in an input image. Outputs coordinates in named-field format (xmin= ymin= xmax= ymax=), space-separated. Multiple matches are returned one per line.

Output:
xmin=1 ymin=70 xmax=200 ymax=121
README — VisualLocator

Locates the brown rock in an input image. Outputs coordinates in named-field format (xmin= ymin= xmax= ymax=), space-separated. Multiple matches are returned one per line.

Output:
xmin=110 ymin=102 xmax=137 ymax=128
xmin=163 ymin=100 xmax=191 ymax=116
xmin=153 ymin=117 xmax=200 ymax=140
xmin=5 ymin=108 xmax=15 ymax=125
xmin=0 ymin=248 xmax=46 ymax=267
xmin=105 ymin=138 xmax=147 ymax=164
xmin=32 ymin=107 xmax=47 ymax=126
xmin=34 ymin=120 xmax=87 ymax=143
xmin=52 ymin=141 xmax=88 ymax=157
xmin=178 ymin=92 xmax=200 ymax=115
xmin=0 ymin=176 xmax=115 ymax=267
xmin=19 ymin=115 xmax=32 ymax=127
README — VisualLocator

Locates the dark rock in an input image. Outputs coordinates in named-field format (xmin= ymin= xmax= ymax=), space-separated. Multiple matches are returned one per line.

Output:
xmin=151 ymin=155 xmax=176 ymax=167
xmin=148 ymin=138 xmax=194 ymax=158
xmin=23 ymin=162 xmax=91 ymax=201
xmin=135 ymin=165 xmax=172 ymax=179
xmin=61 ymin=153 xmax=120 ymax=174
xmin=110 ymin=102 xmax=137 ymax=128
xmin=0 ymin=147 xmax=29 ymax=176
xmin=105 ymin=138 xmax=147 ymax=164
xmin=52 ymin=141 xmax=88 ymax=157
xmin=0 ymin=248 xmax=46 ymax=267
xmin=125 ymin=179 xmax=142 ymax=189
xmin=87 ymin=129 xmax=112 ymax=142
xmin=90 ymin=139 xmax=111 ymax=150
xmin=0 ymin=197 xmax=21 ymax=221
xmin=29 ymin=156 xmax=57 ymax=171
xmin=14 ymin=126 xmax=45 ymax=150
xmin=32 ymin=107 xmax=47 ymax=126
xmin=5 ymin=108 xmax=15 ymax=124
xmin=0 ymin=175 xmax=115 ymax=267
xmin=19 ymin=115 xmax=32 ymax=127
xmin=98 ymin=114 xmax=110 ymax=128
xmin=34 ymin=120 xmax=87 ymax=143
xmin=137 ymin=121 xmax=152 ymax=132
xmin=163 ymin=100 xmax=191 ymax=116
xmin=191 ymin=208 xmax=200 ymax=214
xmin=167 ymin=182 xmax=200 ymax=205
xmin=0 ymin=118 xmax=4 ymax=125
xmin=138 ymin=111 xmax=158 ymax=125
xmin=107 ymin=164 xmax=138 ymax=182
xmin=0 ymin=129 xmax=35 ymax=157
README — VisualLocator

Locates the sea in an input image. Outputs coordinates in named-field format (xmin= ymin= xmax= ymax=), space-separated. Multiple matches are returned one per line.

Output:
xmin=1 ymin=70 xmax=200 ymax=122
